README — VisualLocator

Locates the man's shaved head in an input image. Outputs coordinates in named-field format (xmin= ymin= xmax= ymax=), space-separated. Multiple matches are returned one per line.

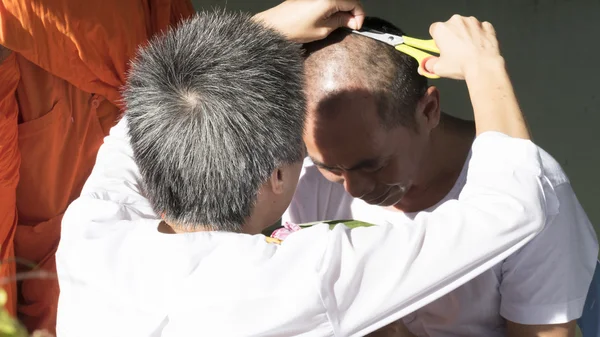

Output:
xmin=303 ymin=17 xmax=428 ymax=128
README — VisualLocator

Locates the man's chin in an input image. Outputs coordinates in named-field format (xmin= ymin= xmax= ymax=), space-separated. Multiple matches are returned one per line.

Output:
xmin=364 ymin=193 xmax=404 ymax=207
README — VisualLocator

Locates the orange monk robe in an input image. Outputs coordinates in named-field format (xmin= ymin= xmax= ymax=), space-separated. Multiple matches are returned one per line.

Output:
xmin=0 ymin=0 xmax=195 ymax=332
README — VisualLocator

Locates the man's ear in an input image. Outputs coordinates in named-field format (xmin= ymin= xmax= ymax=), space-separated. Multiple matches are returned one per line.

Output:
xmin=416 ymin=86 xmax=441 ymax=132
xmin=269 ymin=168 xmax=285 ymax=195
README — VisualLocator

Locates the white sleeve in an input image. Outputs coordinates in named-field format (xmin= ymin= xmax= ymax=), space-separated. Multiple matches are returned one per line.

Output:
xmin=499 ymin=182 xmax=599 ymax=324
xmin=78 ymin=117 xmax=157 ymax=218
xmin=311 ymin=132 xmax=558 ymax=337
xmin=56 ymin=118 xmax=160 ymax=337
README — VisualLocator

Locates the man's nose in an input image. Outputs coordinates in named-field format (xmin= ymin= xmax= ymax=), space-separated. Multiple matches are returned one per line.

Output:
xmin=342 ymin=171 xmax=374 ymax=199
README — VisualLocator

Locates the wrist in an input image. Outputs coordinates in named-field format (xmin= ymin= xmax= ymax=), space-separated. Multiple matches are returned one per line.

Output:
xmin=252 ymin=6 xmax=308 ymax=43
xmin=465 ymin=56 xmax=530 ymax=140
xmin=464 ymin=56 xmax=507 ymax=84
xmin=252 ymin=6 xmax=292 ymax=39
xmin=251 ymin=9 xmax=268 ymax=24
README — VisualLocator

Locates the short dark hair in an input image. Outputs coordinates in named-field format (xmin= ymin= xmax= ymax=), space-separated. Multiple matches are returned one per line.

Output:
xmin=123 ymin=10 xmax=306 ymax=232
xmin=303 ymin=17 xmax=428 ymax=129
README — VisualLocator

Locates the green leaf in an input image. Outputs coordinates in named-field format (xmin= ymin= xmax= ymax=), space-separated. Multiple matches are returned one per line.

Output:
xmin=299 ymin=219 xmax=375 ymax=230
xmin=263 ymin=219 xmax=375 ymax=236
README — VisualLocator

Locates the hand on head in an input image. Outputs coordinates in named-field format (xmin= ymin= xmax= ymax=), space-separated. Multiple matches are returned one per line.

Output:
xmin=423 ymin=15 xmax=503 ymax=80
xmin=255 ymin=7 xmax=502 ymax=81
xmin=255 ymin=6 xmax=526 ymax=141
xmin=253 ymin=0 xmax=365 ymax=43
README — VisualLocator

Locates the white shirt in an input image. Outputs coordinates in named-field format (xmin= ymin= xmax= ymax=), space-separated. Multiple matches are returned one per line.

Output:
xmin=56 ymin=119 xmax=554 ymax=337
xmin=283 ymin=138 xmax=598 ymax=336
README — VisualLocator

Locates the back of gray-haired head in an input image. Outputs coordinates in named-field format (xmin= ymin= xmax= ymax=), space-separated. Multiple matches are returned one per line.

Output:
xmin=124 ymin=10 xmax=306 ymax=232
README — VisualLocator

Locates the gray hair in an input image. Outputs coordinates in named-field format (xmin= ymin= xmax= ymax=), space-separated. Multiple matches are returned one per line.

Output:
xmin=123 ymin=10 xmax=306 ymax=232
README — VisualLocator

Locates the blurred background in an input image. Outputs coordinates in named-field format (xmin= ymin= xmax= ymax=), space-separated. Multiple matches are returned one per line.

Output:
xmin=192 ymin=0 xmax=600 ymax=239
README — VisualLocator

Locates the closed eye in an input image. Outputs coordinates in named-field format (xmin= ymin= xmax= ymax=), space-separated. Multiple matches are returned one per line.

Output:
xmin=316 ymin=165 xmax=342 ymax=175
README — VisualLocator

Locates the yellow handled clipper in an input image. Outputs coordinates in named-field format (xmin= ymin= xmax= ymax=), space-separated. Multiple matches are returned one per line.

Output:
xmin=350 ymin=29 xmax=440 ymax=79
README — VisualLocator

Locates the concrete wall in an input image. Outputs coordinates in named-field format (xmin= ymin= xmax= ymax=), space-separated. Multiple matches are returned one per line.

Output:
xmin=192 ymin=0 xmax=600 ymax=229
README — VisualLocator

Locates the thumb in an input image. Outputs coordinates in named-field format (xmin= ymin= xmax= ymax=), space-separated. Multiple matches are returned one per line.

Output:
xmin=423 ymin=56 xmax=439 ymax=74
xmin=423 ymin=56 xmax=464 ymax=80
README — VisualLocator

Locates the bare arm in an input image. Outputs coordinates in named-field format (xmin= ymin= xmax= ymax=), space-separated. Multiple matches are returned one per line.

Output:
xmin=506 ymin=320 xmax=576 ymax=337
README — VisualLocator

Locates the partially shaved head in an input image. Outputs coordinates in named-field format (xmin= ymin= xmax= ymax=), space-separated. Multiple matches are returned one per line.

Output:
xmin=303 ymin=17 xmax=428 ymax=129
xmin=301 ymin=18 xmax=440 ymax=209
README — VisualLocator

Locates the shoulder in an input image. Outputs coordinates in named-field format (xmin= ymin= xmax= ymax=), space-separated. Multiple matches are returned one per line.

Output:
xmin=534 ymin=145 xmax=587 ymax=223
xmin=537 ymin=145 xmax=570 ymax=187
xmin=461 ymin=143 xmax=570 ymax=198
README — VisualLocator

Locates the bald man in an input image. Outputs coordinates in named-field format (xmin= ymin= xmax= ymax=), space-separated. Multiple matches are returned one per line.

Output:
xmin=282 ymin=17 xmax=598 ymax=337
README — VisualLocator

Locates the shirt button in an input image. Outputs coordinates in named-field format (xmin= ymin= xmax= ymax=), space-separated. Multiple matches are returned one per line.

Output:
xmin=91 ymin=99 xmax=100 ymax=108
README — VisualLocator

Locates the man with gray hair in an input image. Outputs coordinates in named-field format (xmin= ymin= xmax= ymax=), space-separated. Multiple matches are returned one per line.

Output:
xmin=124 ymin=10 xmax=306 ymax=234
xmin=57 ymin=9 xmax=554 ymax=337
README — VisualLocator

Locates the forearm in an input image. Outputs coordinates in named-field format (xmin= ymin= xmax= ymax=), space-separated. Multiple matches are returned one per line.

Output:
xmin=465 ymin=58 xmax=530 ymax=140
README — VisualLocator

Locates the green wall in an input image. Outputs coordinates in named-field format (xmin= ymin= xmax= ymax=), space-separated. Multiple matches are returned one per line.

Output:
xmin=192 ymin=0 xmax=600 ymax=230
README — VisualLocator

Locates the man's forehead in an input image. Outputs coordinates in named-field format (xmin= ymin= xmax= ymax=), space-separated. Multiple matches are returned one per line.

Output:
xmin=306 ymin=71 xmax=369 ymax=100
xmin=305 ymin=121 xmax=390 ymax=171
xmin=305 ymin=84 xmax=380 ymax=120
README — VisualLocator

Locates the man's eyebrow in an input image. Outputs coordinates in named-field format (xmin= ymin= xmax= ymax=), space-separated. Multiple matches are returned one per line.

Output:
xmin=310 ymin=157 xmax=336 ymax=170
xmin=310 ymin=156 xmax=384 ymax=171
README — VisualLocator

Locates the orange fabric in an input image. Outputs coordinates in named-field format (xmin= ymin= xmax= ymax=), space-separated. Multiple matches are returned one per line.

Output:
xmin=0 ymin=52 xmax=20 ymax=319
xmin=0 ymin=0 xmax=195 ymax=333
